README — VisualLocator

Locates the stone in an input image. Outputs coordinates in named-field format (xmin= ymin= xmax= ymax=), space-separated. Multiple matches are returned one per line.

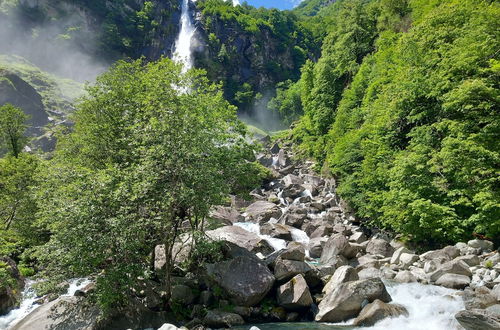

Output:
xmin=203 ymin=310 xmax=245 ymax=328
xmin=390 ymin=247 xmax=412 ymax=265
xmin=260 ymin=223 xmax=293 ymax=241
xmin=282 ymin=213 xmax=306 ymax=228
xmin=322 ymin=266 xmax=359 ymax=295
xmin=350 ymin=231 xmax=368 ymax=244
xmin=158 ymin=324 xmax=180 ymax=330
xmin=277 ymin=274 xmax=313 ymax=310
xmin=206 ymin=225 xmax=274 ymax=255
xmin=282 ymin=174 xmax=303 ymax=186
xmin=315 ymin=278 xmax=392 ymax=322
xmin=310 ymin=225 xmax=333 ymax=239
xmin=358 ymin=268 xmax=383 ymax=280
xmin=308 ymin=237 xmax=328 ymax=259
xmin=420 ymin=249 xmax=452 ymax=263
xmin=436 ymin=274 xmax=471 ymax=289
xmin=205 ymin=256 xmax=275 ymax=306
xmin=442 ymin=246 xmax=461 ymax=259
xmin=209 ymin=206 xmax=244 ymax=225
xmin=468 ymin=239 xmax=494 ymax=252
xmin=270 ymin=143 xmax=281 ymax=154
xmin=11 ymin=296 xmax=100 ymax=330
xmin=455 ymin=309 xmax=500 ymax=330
xmin=399 ymin=253 xmax=419 ymax=269
xmin=493 ymin=285 xmax=500 ymax=301
xmin=320 ymin=234 xmax=357 ymax=264
xmin=280 ymin=242 xmax=306 ymax=262
xmin=366 ymin=239 xmax=395 ymax=257
xmin=199 ymin=291 xmax=213 ymax=306
xmin=232 ymin=306 xmax=252 ymax=318
xmin=274 ymin=258 xmax=312 ymax=282
xmin=171 ymin=285 xmax=195 ymax=305
xmin=246 ymin=201 xmax=283 ymax=224
xmin=456 ymin=255 xmax=481 ymax=267
xmin=352 ymin=299 xmax=409 ymax=326
xmin=430 ymin=259 xmax=472 ymax=283
xmin=424 ymin=260 xmax=438 ymax=274
xmin=462 ymin=287 xmax=497 ymax=310
xmin=394 ymin=271 xmax=417 ymax=283
xmin=0 ymin=257 xmax=24 ymax=315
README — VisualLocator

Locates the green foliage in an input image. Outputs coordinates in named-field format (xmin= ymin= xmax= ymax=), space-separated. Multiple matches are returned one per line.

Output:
xmin=267 ymin=79 xmax=303 ymax=125
xmin=182 ymin=232 xmax=224 ymax=271
xmin=36 ymin=57 xmax=261 ymax=310
xmin=0 ymin=104 xmax=28 ymax=157
xmin=288 ymin=0 xmax=500 ymax=245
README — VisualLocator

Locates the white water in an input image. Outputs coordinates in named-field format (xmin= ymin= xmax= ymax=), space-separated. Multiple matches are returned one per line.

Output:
xmin=367 ymin=282 xmax=464 ymax=330
xmin=0 ymin=278 xmax=91 ymax=329
xmin=173 ymin=0 xmax=197 ymax=71
xmin=234 ymin=222 xmax=287 ymax=252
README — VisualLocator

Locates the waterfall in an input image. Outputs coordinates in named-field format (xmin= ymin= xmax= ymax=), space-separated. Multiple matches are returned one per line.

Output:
xmin=173 ymin=0 xmax=197 ymax=71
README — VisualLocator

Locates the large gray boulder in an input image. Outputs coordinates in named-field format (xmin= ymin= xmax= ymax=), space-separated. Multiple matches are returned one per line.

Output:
xmin=280 ymin=242 xmax=306 ymax=262
xmin=320 ymin=234 xmax=357 ymax=264
xmin=260 ymin=223 xmax=293 ymax=241
xmin=277 ymin=274 xmax=313 ymax=310
xmin=468 ymin=239 xmax=494 ymax=252
xmin=206 ymin=226 xmax=273 ymax=255
xmin=322 ymin=265 xmax=359 ymax=294
xmin=245 ymin=201 xmax=282 ymax=224
xmin=308 ymin=237 xmax=328 ymax=259
xmin=203 ymin=310 xmax=245 ymax=328
xmin=205 ymin=256 xmax=275 ymax=306
xmin=390 ymin=247 xmax=412 ymax=265
xmin=11 ymin=296 xmax=100 ymax=330
xmin=352 ymin=299 xmax=409 ymax=326
xmin=455 ymin=309 xmax=500 ymax=330
xmin=430 ymin=259 xmax=472 ymax=282
xmin=274 ymin=258 xmax=312 ymax=282
xmin=315 ymin=278 xmax=392 ymax=322
xmin=366 ymin=239 xmax=395 ymax=257
xmin=435 ymin=273 xmax=471 ymax=289
xmin=209 ymin=206 xmax=244 ymax=225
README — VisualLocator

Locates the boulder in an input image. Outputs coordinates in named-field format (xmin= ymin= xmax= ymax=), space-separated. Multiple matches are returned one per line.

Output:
xmin=282 ymin=174 xmax=303 ymax=187
xmin=206 ymin=226 xmax=274 ymax=255
xmin=350 ymin=232 xmax=368 ymax=244
xmin=280 ymin=242 xmax=306 ymax=261
xmin=171 ymin=285 xmax=195 ymax=305
xmin=322 ymin=266 xmax=359 ymax=294
xmin=260 ymin=223 xmax=293 ymax=241
xmin=430 ymin=259 xmax=472 ymax=282
xmin=246 ymin=201 xmax=282 ymax=224
xmin=205 ymin=256 xmax=275 ymax=306
xmin=394 ymin=271 xmax=417 ymax=283
xmin=282 ymin=213 xmax=306 ymax=228
xmin=462 ymin=287 xmax=497 ymax=310
xmin=158 ymin=324 xmax=180 ymax=330
xmin=274 ymin=259 xmax=312 ymax=282
xmin=352 ymin=299 xmax=409 ymax=326
xmin=442 ymin=246 xmax=461 ymax=259
xmin=11 ymin=296 xmax=100 ymax=330
xmin=209 ymin=206 xmax=244 ymax=225
xmin=203 ymin=310 xmax=245 ymax=328
xmin=366 ymin=239 xmax=395 ymax=258
xmin=277 ymin=274 xmax=313 ymax=310
xmin=390 ymin=247 xmax=412 ymax=265
xmin=435 ymin=274 xmax=471 ymax=289
xmin=468 ymin=240 xmax=494 ymax=252
xmin=492 ymin=285 xmax=500 ymax=301
xmin=315 ymin=278 xmax=392 ymax=322
xmin=320 ymin=234 xmax=357 ymax=264
xmin=310 ymin=225 xmax=333 ymax=239
xmin=455 ymin=309 xmax=500 ymax=330
xmin=358 ymin=268 xmax=384 ymax=280
xmin=308 ymin=237 xmax=328 ymax=259
xmin=424 ymin=260 xmax=438 ymax=274
xmin=399 ymin=253 xmax=419 ymax=269
xmin=0 ymin=257 xmax=24 ymax=315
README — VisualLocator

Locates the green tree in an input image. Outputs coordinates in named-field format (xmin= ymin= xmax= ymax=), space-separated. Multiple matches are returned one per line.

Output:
xmin=37 ymin=58 xmax=260 ymax=310
xmin=0 ymin=104 xmax=29 ymax=158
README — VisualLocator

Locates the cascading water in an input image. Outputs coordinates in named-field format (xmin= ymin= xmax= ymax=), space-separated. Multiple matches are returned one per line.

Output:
xmin=234 ymin=222 xmax=287 ymax=252
xmin=173 ymin=0 xmax=197 ymax=71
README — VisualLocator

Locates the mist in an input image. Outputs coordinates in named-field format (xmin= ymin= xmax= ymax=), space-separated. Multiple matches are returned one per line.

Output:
xmin=239 ymin=91 xmax=287 ymax=133
xmin=0 ymin=2 xmax=108 ymax=82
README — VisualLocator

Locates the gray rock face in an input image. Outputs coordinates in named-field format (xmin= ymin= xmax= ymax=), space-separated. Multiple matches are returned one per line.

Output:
xmin=366 ymin=239 xmax=395 ymax=257
xmin=260 ymin=223 xmax=293 ymax=241
xmin=352 ymin=299 xmax=409 ymax=326
xmin=11 ymin=296 xmax=100 ymax=330
xmin=274 ymin=258 xmax=312 ymax=282
xmin=394 ymin=270 xmax=417 ymax=283
xmin=308 ymin=237 xmax=328 ymax=259
xmin=390 ymin=247 xmax=412 ymax=265
xmin=205 ymin=256 xmax=275 ymax=307
xmin=206 ymin=226 xmax=273 ymax=255
xmin=171 ymin=285 xmax=195 ymax=305
xmin=246 ymin=201 xmax=282 ymax=224
xmin=315 ymin=278 xmax=392 ymax=322
xmin=358 ymin=268 xmax=383 ymax=280
xmin=320 ymin=234 xmax=357 ymax=264
xmin=468 ymin=239 xmax=494 ymax=252
xmin=203 ymin=310 xmax=245 ymax=328
xmin=462 ymin=287 xmax=498 ymax=310
xmin=280 ymin=242 xmax=306 ymax=261
xmin=322 ymin=265 xmax=359 ymax=294
xmin=0 ymin=257 xmax=24 ymax=315
xmin=455 ymin=309 xmax=500 ymax=330
xmin=435 ymin=273 xmax=471 ymax=289
xmin=277 ymin=274 xmax=313 ymax=310
xmin=430 ymin=259 xmax=472 ymax=282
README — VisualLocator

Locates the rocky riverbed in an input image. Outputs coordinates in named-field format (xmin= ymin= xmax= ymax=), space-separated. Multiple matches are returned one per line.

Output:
xmin=2 ymin=139 xmax=500 ymax=329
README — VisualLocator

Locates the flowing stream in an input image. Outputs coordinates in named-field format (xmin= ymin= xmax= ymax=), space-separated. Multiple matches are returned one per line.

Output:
xmin=0 ymin=278 xmax=91 ymax=329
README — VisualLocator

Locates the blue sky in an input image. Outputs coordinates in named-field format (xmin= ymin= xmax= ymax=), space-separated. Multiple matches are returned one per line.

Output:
xmin=244 ymin=0 xmax=302 ymax=10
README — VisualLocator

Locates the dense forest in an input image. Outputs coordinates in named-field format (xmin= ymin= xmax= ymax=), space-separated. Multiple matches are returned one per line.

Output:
xmin=0 ymin=0 xmax=499 ymax=329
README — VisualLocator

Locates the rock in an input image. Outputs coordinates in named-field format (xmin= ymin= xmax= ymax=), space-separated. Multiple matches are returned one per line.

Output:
xmin=199 ymin=290 xmax=214 ymax=306
xmin=493 ymin=285 xmax=500 ymax=301
xmin=282 ymin=213 xmax=306 ymax=228
xmin=310 ymin=225 xmax=333 ymax=239
xmin=206 ymin=226 xmax=274 ymax=255
xmin=352 ymin=299 xmax=409 ymax=326
xmin=356 ymin=255 xmax=382 ymax=269
xmin=282 ymin=174 xmax=303 ymax=186
xmin=260 ymin=223 xmax=293 ymax=241
xmin=436 ymin=274 xmax=471 ymax=289
xmin=358 ymin=268 xmax=384 ymax=280
xmin=390 ymin=247 xmax=412 ymax=265
xmin=277 ymin=149 xmax=291 ymax=167
xmin=350 ymin=232 xmax=368 ymax=244
xmin=0 ymin=257 xmax=25 ymax=315
xmin=11 ymin=296 xmax=100 ymax=330
xmin=205 ymin=256 xmax=275 ymax=306
xmin=320 ymin=234 xmax=357 ymax=264
xmin=442 ymin=246 xmax=461 ymax=259
xmin=366 ymin=239 xmax=395 ymax=257
xmin=315 ymin=278 xmax=392 ymax=322
xmin=308 ymin=237 xmax=328 ymax=259
xmin=209 ymin=206 xmax=244 ymax=225
xmin=462 ymin=287 xmax=497 ymax=310
xmin=322 ymin=266 xmax=359 ymax=294
xmin=394 ymin=271 xmax=417 ymax=283
xmin=455 ymin=309 xmax=500 ymax=330
xmin=280 ymin=242 xmax=306 ymax=261
xmin=420 ymin=249 xmax=452 ymax=263
xmin=171 ymin=285 xmax=195 ymax=305
xmin=246 ymin=201 xmax=282 ymax=224
xmin=277 ymin=274 xmax=313 ymax=310
xmin=203 ymin=310 xmax=245 ymax=328
xmin=274 ymin=259 xmax=312 ymax=282
xmin=233 ymin=306 xmax=252 ymax=318
xmin=430 ymin=259 xmax=472 ymax=282
xmin=424 ymin=260 xmax=438 ymax=274
xmin=158 ymin=324 xmax=180 ymax=330
xmin=399 ymin=253 xmax=419 ymax=269
xmin=270 ymin=143 xmax=281 ymax=154
xmin=468 ymin=239 xmax=494 ymax=252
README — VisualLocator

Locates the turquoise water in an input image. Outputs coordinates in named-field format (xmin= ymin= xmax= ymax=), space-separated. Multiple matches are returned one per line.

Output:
xmin=233 ymin=323 xmax=353 ymax=329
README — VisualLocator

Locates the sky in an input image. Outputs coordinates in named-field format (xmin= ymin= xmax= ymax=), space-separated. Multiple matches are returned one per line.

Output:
xmin=245 ymin=0 xmax=303 ymax=10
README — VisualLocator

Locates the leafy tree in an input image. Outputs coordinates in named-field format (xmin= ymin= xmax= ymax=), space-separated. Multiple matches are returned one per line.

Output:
xmin=0 ymin=104 xmax=29 ymax=158
xmin=37 ymin=58 xmax=260 ymax=310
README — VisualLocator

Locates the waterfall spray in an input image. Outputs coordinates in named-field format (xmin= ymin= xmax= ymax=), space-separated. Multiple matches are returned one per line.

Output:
xmin=173 ymin=0 xmax=197 ymax=71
